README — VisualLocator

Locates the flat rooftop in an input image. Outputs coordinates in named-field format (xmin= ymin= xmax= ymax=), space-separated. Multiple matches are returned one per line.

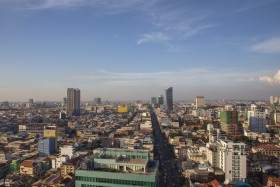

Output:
xmin=78 ymin=159 xmax=158 ymax=175
xmin=95 ymin=148 xmax=149 ymax=153
xmin=117 ymin=157 xmax=148 ymax=165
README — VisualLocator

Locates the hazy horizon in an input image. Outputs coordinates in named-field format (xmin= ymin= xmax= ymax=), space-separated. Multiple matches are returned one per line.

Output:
xmin=1 ymin=0 xmax=280 ymax=101
xmin=0 ymin=93 xmax=271 ymax=103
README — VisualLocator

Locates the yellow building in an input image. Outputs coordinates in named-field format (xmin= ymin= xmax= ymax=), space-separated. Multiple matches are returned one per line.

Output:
xmin=44 ymin=125 xmax=58 ymax=152
xmin=168 ymin=136 xmax=185 ymax=146
xmin=60 ymin=157 xmax=80 ymax=177
xmin=20 ymin=160 xmax=40 ymax=177
xmin=118 ymin=106 xmax=128 ymax=113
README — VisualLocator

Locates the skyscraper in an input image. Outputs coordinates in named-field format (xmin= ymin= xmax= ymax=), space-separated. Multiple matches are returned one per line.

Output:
xmin=165 ymin=87 xmax=173 ymax=113
xmin=151 ymin=97 xmax=157 ymax=106
xmin=44 ymin=125 xmax=58 ymax=152
xmin=29 ymin=98 xmax=34 ymax=108
xmin=158 ymin=95 xmax=164 ymax=106
xmin=67 ymin=88 xmax=80 ymax=117
xmin=62 ymin=97 xmax=67 ymax=106
xmin=195 ymin=96 xmax=205 ymax=109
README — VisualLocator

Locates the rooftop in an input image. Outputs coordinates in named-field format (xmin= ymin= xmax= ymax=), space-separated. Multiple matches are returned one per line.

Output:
xmin=117 ymin=157 xmax=148 ymax=165
xmin=253 ymin=144 xmax=280 ymax=150
xmin=95 ymin=148 xmax=149 ymax=153
xmin=78 ymin=159 xmax=158 ymax=176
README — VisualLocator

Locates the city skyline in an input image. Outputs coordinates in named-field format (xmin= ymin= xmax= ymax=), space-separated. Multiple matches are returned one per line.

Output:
xmin=1 ymin=0 xmax=280 ymax=101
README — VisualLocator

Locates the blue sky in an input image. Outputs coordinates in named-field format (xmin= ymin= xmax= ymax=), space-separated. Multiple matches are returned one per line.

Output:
xmin=0 ymin=0 xmax=280 ymax=101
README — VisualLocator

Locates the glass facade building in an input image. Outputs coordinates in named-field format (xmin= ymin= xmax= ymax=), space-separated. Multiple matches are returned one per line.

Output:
xmin=165 ymin=87 xmax=173 ymax=113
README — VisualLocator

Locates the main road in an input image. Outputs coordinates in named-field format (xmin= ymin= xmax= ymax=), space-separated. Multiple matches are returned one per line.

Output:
xmin=150 ymin=110 xmax=183 ymax=187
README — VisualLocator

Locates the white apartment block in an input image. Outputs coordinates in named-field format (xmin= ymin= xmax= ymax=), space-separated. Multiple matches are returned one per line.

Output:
xmin=206 ymin=125 xmax=247 ymax=183
xmin=206 ymin=143 xmax=219 ymax=167
xmin=248 ymin=111 xmax=266 ymax=133
xmin=52 ymin=156 xmax=69 ymax=169
xmin=218 ymin=140 xmax=246 ymax=183
xmin=60 ymin=145 xmax=74 ymax=159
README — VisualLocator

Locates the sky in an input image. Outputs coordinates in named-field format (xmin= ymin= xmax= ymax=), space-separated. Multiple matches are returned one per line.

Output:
xmin=0 ymin=0 xmax=280 ymax=101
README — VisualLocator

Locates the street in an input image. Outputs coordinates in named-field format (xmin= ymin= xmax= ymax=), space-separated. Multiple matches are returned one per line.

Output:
xmin=151 ymin=111 xmax=183 ymax=187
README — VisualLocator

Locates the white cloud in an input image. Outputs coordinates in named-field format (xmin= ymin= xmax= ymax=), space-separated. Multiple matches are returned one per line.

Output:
xmin=135 ymin=3 xmax=216 ymax=45
xmin=72 ymin=68 xmax=263 ymax=88
xmin=0 ymin=0 xmax=86 ymax=9
xmin=1 ymin=0 xmax=157 ymax=11
xmin=137 ymin=32 xmax=171 ymax=45
xmin=230 ymin=1 xmax=274 ymax=14
xmin=1 ymin=0 xmax=214 ymax=47
xmin=259 ymin=70 xmax=280 ymax=85
xmin=250 ymin=37 xmax=280 ymax=54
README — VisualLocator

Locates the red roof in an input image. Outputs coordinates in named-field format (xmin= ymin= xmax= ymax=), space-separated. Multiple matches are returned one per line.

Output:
xmin=253 ymin=144 xmax=280 ymax=150
xmin=179 ymin=138 xmax=185 ymax=142
xmin=210 ymin=179 xmax=221 ymax=187
xmin=268 ymin=176 xmax=280 ymax=183
xmin=20 ymin=160 xmax=33 ymax=167
xmin=137 ymin=130 xmax=152 ymax=134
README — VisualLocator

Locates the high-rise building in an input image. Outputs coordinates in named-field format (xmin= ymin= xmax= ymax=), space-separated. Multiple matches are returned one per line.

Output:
xmin=29 ymin=98 xmax=34 ymax=108
xmin=218 ymin=140 xmax=246 ymax=182
xmin=270 ymin=96 xmax=274 ymax=104
xmin=151 ymin=97 xmax=157 ymax=106
xmin=67 ymin=88 xmax=80 ymax=117
xmin=195 ymin=96 xmax=205 ymax=109
xmin=248 ymin=110 xmax=266 ymax=133
xmin=93 ymin=97 xmax=102 ymax=105
xmin=44 ymin=125 xmax=58 ymax=152
xmin=38 ymin=138 xmax=56 ymax=157
xmin=220 ymin=109 xmax=239 ymax=135
xmin=270 ymin=111 xmax=280 ymax=125
xmin=165 ymin=87 xmax=173 ymax=113
xmin=59 ymin=111 xmax=66 ymax=119
xmin=206 ymin=125 xmax=246 ymax=183
xmin=158 ymin=95 xmax=164 ymax=106
xmin=62 ymin=97 xmax=67 ymax=106
xmin=236 ymin=103 xmax=246 ymax=111
xmin=127 ymin=105 xmax=135 ymax=113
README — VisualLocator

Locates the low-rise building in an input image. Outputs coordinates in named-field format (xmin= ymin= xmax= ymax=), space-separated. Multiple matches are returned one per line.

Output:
xmin=32 ymin=174 xmax=75 ymax=187
xmin=61 ymin=157 xmax=81 ymax=177
xmin=75 ymin=148 xmax=159 ymax=187
xmin=20 ymin=160 xmax=41 ymax=177
xmin=252 ymin=145 xmax=280 ymax=156
xmin=187 ymin=148 xmax=204 ymax=163
xmin=266 ymin=176 xmax=280 ymax=187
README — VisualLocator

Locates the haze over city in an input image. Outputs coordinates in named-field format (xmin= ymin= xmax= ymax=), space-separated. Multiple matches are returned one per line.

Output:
xmin=1 ymin=0 xmax=280 ymax=101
